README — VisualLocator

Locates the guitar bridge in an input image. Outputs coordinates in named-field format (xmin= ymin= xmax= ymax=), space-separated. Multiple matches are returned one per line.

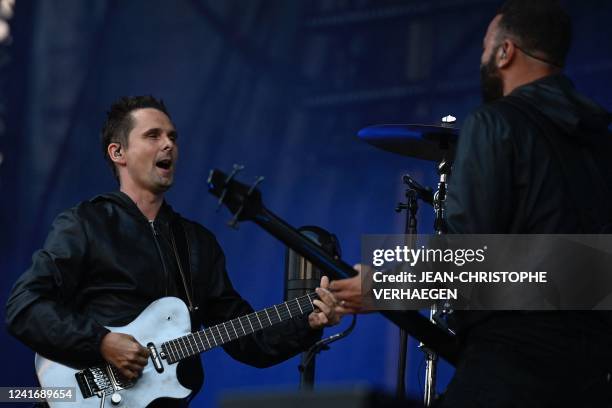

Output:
xmin=74 ymin=364 xmax=136 ymax=399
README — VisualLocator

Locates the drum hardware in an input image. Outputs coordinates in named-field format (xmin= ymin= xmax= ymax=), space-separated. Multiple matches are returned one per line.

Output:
xmin=357 ymin=123 xmax=458 ymax=162
xmin=394 ymin=174 xmax=420 ymax=398
xmin=358 ymin=116 xmax=458 ymax=406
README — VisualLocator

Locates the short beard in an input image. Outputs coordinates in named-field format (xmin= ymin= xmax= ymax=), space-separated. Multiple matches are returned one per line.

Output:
xmin=479 ymin=49 xmax=504 ymax=103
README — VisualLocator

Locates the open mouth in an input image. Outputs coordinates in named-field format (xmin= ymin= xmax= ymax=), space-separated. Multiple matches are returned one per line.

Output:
xmin=156 ymin=159 xmax=172 ymax=170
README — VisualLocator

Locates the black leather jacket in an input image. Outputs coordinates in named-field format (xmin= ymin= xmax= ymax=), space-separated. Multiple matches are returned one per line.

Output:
xmin=6 ymin=191 xmax=319 ymax=393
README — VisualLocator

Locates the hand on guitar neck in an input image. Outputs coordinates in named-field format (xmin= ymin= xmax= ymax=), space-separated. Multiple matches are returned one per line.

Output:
xmin=309 ymin=276 xmax=341 ymax=329
xmin=100 ymin=332 xmax=150 ymax=380
xmin=329 ymin=264 xmax=372 ymax=315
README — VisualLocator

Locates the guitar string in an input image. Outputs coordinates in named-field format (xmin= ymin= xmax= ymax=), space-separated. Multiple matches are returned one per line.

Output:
xmin=163 ymin=292 xmax=317 ymax=362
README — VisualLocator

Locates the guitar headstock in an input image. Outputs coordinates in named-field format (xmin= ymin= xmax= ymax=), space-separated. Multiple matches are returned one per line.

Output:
xmin=207 ymin=166 xmax=265 ymax=228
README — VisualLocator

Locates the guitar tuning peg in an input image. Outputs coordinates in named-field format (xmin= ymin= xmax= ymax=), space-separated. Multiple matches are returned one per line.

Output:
xmin=226 ymin=175 xmax=262 ymax=230
xmin=217 ymin=164 xmax=246 ymax=208
xmin=227 ymin=216 xmax=240 ymax=230
xmin=227 ymin=164 xmax=245 ymax=182
xmin=247 ymin=176 xmax=265 ymax=195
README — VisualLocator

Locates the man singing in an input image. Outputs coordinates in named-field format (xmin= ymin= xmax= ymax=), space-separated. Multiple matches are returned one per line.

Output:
xmin=6 ymin=96 xmax=339 ymax=407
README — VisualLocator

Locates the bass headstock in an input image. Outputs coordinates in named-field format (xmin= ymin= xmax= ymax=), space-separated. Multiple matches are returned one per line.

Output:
xmin=207 ymin=165 xmax=264 ymax=228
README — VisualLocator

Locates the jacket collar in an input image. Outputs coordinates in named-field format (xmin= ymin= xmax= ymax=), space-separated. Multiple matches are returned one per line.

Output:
xmin=91 ymin=191 xmax=177 ymax=223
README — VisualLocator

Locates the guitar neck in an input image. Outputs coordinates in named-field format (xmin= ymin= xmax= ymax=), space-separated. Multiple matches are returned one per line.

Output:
xmin=252 ymin=206 xmax=459 ymax=365
xmin=161 ymin=292 xmax=317 ymax=364
xmin=206 ymin=168 xmax=457 ymax=365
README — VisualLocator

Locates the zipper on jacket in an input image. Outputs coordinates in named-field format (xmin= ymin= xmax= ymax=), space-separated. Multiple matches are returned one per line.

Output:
xmin=149 ymin=220 xmax=169 ymax=296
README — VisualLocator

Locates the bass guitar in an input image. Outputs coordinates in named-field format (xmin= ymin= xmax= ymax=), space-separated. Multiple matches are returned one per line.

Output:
xmin=207 ymin=167 xmax=458 ymax=364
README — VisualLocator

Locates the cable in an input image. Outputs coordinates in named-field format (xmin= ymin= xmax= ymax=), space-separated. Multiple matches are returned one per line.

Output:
xmin=298 ymin=314 xmax=357 ymax=372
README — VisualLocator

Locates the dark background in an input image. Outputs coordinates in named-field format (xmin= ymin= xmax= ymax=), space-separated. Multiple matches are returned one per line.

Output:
xmin=1 ymin=0 xmax=610 ymax=406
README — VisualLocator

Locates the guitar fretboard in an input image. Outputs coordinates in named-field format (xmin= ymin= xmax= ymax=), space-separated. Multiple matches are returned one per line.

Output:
xmin=161 ymin=292 xmax=317 ymax=364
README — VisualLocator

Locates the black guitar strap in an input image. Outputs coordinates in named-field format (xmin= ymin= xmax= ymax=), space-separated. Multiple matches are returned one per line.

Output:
xmin=170 ymin=218 xmax=200 ymax=328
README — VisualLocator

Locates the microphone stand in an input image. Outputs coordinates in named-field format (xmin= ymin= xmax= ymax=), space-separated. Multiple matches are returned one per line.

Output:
xmin=395 ymin=175 xmax=429 ymax=398
xmin=421 ymin=158 xmax=452 ymax=407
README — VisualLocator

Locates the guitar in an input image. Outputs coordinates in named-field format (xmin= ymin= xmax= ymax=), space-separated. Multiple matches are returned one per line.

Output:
xmin=207 ymin=167 xmax=458 ymax=365
xmin=36 ymin=293 xmax=318 ymax=407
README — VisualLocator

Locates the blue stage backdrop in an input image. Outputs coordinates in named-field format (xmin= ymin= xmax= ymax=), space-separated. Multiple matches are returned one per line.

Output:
xmin=1 ymin=0 xmax=610 ymax=406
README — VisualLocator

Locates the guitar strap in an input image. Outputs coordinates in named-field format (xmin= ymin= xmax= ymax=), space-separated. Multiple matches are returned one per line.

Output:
xmin=170 ymin=218 xmax=201 ymax=328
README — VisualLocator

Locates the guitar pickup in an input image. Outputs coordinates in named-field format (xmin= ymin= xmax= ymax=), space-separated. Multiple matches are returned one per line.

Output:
xmin=147 ymin=342 xmax=164 ymax=373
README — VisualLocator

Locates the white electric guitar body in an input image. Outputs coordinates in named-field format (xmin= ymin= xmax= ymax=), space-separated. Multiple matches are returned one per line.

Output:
xmin=35 ymin=294 xmax=316 ymax=407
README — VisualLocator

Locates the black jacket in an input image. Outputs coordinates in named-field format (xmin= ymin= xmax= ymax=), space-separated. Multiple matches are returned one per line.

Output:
xmin=445 ymin=74 xmax=612 ymax=334
xmin=6 ymin=191 xmax=319 ymax=393
xmin=447 ymin=74 xmax=612 ymax=235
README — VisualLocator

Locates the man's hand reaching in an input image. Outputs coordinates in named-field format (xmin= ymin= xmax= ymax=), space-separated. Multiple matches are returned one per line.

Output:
xmin=329 ymin=264 xmax=370 ymax=316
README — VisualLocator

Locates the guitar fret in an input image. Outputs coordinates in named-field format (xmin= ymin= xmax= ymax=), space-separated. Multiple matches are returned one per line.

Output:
xmin=307 ymin=293 xmax=316 ymax=311
xmin=230 ymin=320 xmax=239 ymax=339
xmin=192 ymin=334 xmax=200 ymax=354
xmin=246 ymin=314 xmax=255 ymax=333
xmin=164 ymin=342 xmax=176 ymax=363
xmin=190 ymin=334 xmax=200 ymax=353
xmin=211 ymin=326 xmax=219 ymax=345
xmin=203 ymin=329 xmax=213 ymax=348
xmin=184 ymin=335 xmax=195 ymax=356
xmin=173 ymin=339 xmax=184 ymax=359
xmin=171 ymin=339 xmax=181 ymax=360
xmin=296 ymin=298 xmax=303 ymax=314
xmin=200 ymin=331 xmax=209 ymax=351
xmin=303 ymin=295 xmax=314 ymax=312
xmin=209 ymin=328 xmax=218 ymax=346
xmin=237 ymin=316 xmax=246 ymax=335
xmin=190 ymin=334 xmax=199 ymax=355
xmin=254 ymin=312 xmax=263 ymax=329
xmin=178 ymin=337 xmax=189 ymax=358
xmin=184 ymin=335 xmax=194 ymax=356
xmin=215 ymin=325 xmax=225 ymax=343
xmin=264 ymin=309 xmax=273 ymax=326
xmin=285 ymin=302 xmax=293 ymax=318
xmin=223 ymin=322 xmax=231 ymax=341
xmin=274 ymin=304 xmax=282 ymax=321
xmin=194 ymin=332 xmax=205 ymax=352
xmin=301 ymin=297 xmax=309 ymax=314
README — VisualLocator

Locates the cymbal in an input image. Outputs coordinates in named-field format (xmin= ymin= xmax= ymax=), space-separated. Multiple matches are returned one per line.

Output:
xmin=357 ymin=123 xmax=458 ymax=162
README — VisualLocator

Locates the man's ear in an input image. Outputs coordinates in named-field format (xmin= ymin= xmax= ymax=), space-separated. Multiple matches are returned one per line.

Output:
xmin=108 ymin=143 xmax=125 ymax=165
xmin=497 ymin=39 xmax=515 ymax=69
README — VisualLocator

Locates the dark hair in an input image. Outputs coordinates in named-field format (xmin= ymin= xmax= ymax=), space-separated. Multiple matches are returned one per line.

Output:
xmin=497 ymin=0 xmax=572 ymax=68
xmin=101 ymin=95 xmax=171 ymax=179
